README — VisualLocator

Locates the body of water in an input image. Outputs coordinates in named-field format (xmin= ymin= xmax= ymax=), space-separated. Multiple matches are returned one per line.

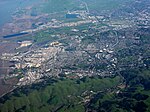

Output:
xmin=3 ymin=32 xmax=28 ymax=38
xmin=0 ymin=0 xmax=41 ymax=27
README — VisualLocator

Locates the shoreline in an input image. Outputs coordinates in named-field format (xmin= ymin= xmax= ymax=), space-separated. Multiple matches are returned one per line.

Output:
xmin=0 ymin=42 xmax=19 ymax=97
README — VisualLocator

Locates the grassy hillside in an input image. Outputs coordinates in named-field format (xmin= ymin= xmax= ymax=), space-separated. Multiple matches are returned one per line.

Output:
xmin=1 ymin=67 xmax=150 ymax=112
xmin=0 ymin=76 xmax=121 ymax=112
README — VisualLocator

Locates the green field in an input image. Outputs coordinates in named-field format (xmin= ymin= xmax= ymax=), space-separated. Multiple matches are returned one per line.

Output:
xmin=39 ymin=0 xmax=134 ymax=14
xmin=83 ymin=0 xmax=133 ymax=11
xmin=41 ymin=0 xmax=82 ymax=13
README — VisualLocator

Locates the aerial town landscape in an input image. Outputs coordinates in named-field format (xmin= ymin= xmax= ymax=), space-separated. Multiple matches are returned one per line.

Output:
xmin=0 ymin=0 xmax=150 ymax=112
